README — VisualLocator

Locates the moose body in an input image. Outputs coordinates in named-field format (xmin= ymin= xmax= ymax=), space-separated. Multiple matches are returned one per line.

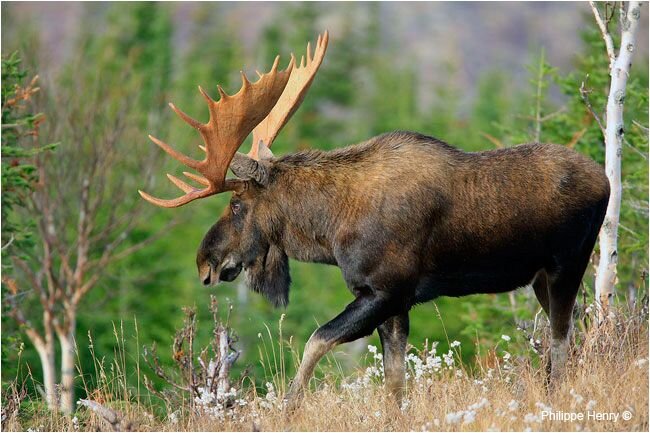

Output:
xmin=140 ymin=33 xmax=609 ymax=407
xmin=197 ymin=131 xmax=609 ymax=404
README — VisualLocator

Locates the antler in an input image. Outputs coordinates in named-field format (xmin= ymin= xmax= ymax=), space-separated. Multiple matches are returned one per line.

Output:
xmin=138 ymin=56 xmax=295 ymax=208
xmin=248 ymin=31 xmax=329 ymax=160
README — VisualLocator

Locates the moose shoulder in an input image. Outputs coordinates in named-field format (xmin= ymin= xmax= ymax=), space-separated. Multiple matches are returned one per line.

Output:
xmin=139 ymin=32 xmax=609 ymax=409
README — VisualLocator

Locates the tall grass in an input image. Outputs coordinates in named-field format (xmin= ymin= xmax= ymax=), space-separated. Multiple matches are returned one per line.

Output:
xmin=2 ymin=304 xmax=648 ymax=432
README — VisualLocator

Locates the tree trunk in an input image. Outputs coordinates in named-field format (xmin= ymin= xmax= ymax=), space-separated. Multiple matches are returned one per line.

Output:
xmin=34 ymin=338 xmax=57 ymax=409
xmin=594 ymin=1 xmax=643 ymax=320
xmin=58 ymin=313 xmax=77 ymax=414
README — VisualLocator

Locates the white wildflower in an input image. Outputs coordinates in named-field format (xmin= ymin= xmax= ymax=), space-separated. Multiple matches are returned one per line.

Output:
xmin=570 ymin=388 xmax=584 ymax=405
xmin=468 ymin=398 xmax=490 ymax=411
xmin=524 ymin=413 xmax=542 ymax=423
xmin=501 ymin=335 xmax=511 ymax=342
xmin=443 ymin=350 xmax=455 ymax=368
xmin=445 ymin=411 xmax=464 ymax=425
xmin=463 ymin=410 xmax=477 ymax=424
xmin=451 ymin=340 xmax=461 ymax=348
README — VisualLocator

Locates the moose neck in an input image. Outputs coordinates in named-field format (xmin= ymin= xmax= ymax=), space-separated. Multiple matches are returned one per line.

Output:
xmin=257 ymin=154 xmax=343 ymax=265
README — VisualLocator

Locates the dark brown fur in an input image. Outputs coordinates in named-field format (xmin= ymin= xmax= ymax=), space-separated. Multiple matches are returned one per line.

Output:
xmin=197 ymin=131 xmax=609 ymax=404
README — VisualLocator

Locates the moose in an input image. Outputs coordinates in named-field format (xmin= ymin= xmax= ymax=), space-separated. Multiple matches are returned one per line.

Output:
xmin=139 ymin=32 xmax=610 ymax=406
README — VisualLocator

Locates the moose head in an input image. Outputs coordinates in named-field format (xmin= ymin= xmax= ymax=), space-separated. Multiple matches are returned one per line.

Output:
xmin=139 ymin=32 xmax=329 ymax=307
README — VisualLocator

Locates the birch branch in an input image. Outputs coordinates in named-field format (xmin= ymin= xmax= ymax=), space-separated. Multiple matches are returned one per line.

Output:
xmin=590 ymin=1 xmax=617 ymax=68
xmin=579 ymin=76 xmax=607 ymax=136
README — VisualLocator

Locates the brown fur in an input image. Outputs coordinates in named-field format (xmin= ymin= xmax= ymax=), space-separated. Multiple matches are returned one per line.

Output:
xmin=196 ymin=130 xmax=609 ymax=406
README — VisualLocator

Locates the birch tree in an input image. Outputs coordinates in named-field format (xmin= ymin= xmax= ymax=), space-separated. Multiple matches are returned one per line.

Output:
xmin=3 ymin=4 xmax=172 ymax=413
xmin=588 ymin=1 xmax=644 ymax=319
xmin=5 ymin=58 xmax=165 ymax=413
xmin=2 ymin=53 xmax=58 ymax=408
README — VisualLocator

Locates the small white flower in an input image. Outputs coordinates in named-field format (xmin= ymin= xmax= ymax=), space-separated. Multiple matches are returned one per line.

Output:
xmin=501 ymin=335 xmax=511 ymax=342
xmin=374 ymin=410 xmax=382 ymax=418
xmin=570 ymin=388 xmax=584 ymax=405
xmin=451 ymin=340 xmax=461 ymax=348
xmin=368 ymin=345 xmax=378 ymax=354
xmin=445 ymin=411 xmax=464 ymax=424
xmin=507 ymin=399 xmax=519 ymax=411
xmin=524 ymin=413 xmax=541 ymax=424
xmin=463 ymin=410 xmax=476 ymax=424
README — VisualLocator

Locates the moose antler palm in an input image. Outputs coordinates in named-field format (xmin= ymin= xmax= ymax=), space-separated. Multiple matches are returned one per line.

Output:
xmin=249 ymin=31 xmax=329 ymax=159
xmin=139 ymin=31 xmax=329 ymax=208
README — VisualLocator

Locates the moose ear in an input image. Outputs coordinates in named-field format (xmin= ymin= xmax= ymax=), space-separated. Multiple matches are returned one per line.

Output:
xmin=230 ymin=153 xmax=270 ymax=186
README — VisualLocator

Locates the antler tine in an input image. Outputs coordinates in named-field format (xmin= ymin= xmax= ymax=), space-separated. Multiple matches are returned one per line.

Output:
xmin=138 ymin=188 xmax=215 ymax=208
xmin=166 ymin=173 xmax=195 ymax=193
xmin=148 ymin=135 xmax=202 ymax=169
xmin=169 ymin=103 xmax=204 ymax=131
xmin=249 ymin=31 xmax=329 ymax=158
xmin=217 ymin=85 xmax=229 ymax=101
xmin=240 ymin=71 xmax=251 ymax=89
xmin=183 ymin=171 xmax=210 ymax=186
xmin=198 ymin=85 xmax=216 ymax=105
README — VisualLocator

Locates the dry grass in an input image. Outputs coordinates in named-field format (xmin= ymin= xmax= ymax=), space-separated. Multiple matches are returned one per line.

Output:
xmin=3 ymin=306 xmax=648 ymax=432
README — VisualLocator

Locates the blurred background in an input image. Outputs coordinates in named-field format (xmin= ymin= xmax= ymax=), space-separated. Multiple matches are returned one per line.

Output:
xmin=2 ymin=1 xmax=648 ymax=399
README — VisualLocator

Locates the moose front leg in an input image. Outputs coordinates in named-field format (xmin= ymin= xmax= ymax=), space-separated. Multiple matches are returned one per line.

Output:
xmin=286 ymin=292 xmax=399 ymax=409
xmin=378 ymin=313 xmax=409 ymax=405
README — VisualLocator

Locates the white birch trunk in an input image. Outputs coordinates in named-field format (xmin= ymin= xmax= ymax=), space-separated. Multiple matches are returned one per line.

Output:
xmin=58 ymin=314 xmax=77 ymax=414
xmin=34 ymin=339 xmax=57 ymax=409
xmin=594 ymin=1 xmax=643 ymax=320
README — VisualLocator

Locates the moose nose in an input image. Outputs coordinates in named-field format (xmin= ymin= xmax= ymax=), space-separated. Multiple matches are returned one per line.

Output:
xmin=202 ymin=273 xmax=211 ymax=286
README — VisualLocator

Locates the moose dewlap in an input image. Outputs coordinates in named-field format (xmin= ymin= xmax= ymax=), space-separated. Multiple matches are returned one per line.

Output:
xmin=140 ymin=31 xmax=610 ymax=409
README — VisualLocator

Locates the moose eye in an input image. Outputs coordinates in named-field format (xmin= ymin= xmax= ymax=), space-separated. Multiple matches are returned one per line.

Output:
xmin=231 ymin=201 xmax=242 ymax=215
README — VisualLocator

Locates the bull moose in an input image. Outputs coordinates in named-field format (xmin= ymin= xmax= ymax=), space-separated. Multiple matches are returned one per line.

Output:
xmin=139 ymin=32 xmax=610 ymax=406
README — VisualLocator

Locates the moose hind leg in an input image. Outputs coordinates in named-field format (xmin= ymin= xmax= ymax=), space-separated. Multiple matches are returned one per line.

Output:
xmin=378 ymin=313 xmax=409 ymax=405
xmin=286 ymin=292 xmax=401 ymax=408
xmin=531 ymin=270 xmax=553 ymax=381
xmin=547 ymin=265 xmax=587 ymax=389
